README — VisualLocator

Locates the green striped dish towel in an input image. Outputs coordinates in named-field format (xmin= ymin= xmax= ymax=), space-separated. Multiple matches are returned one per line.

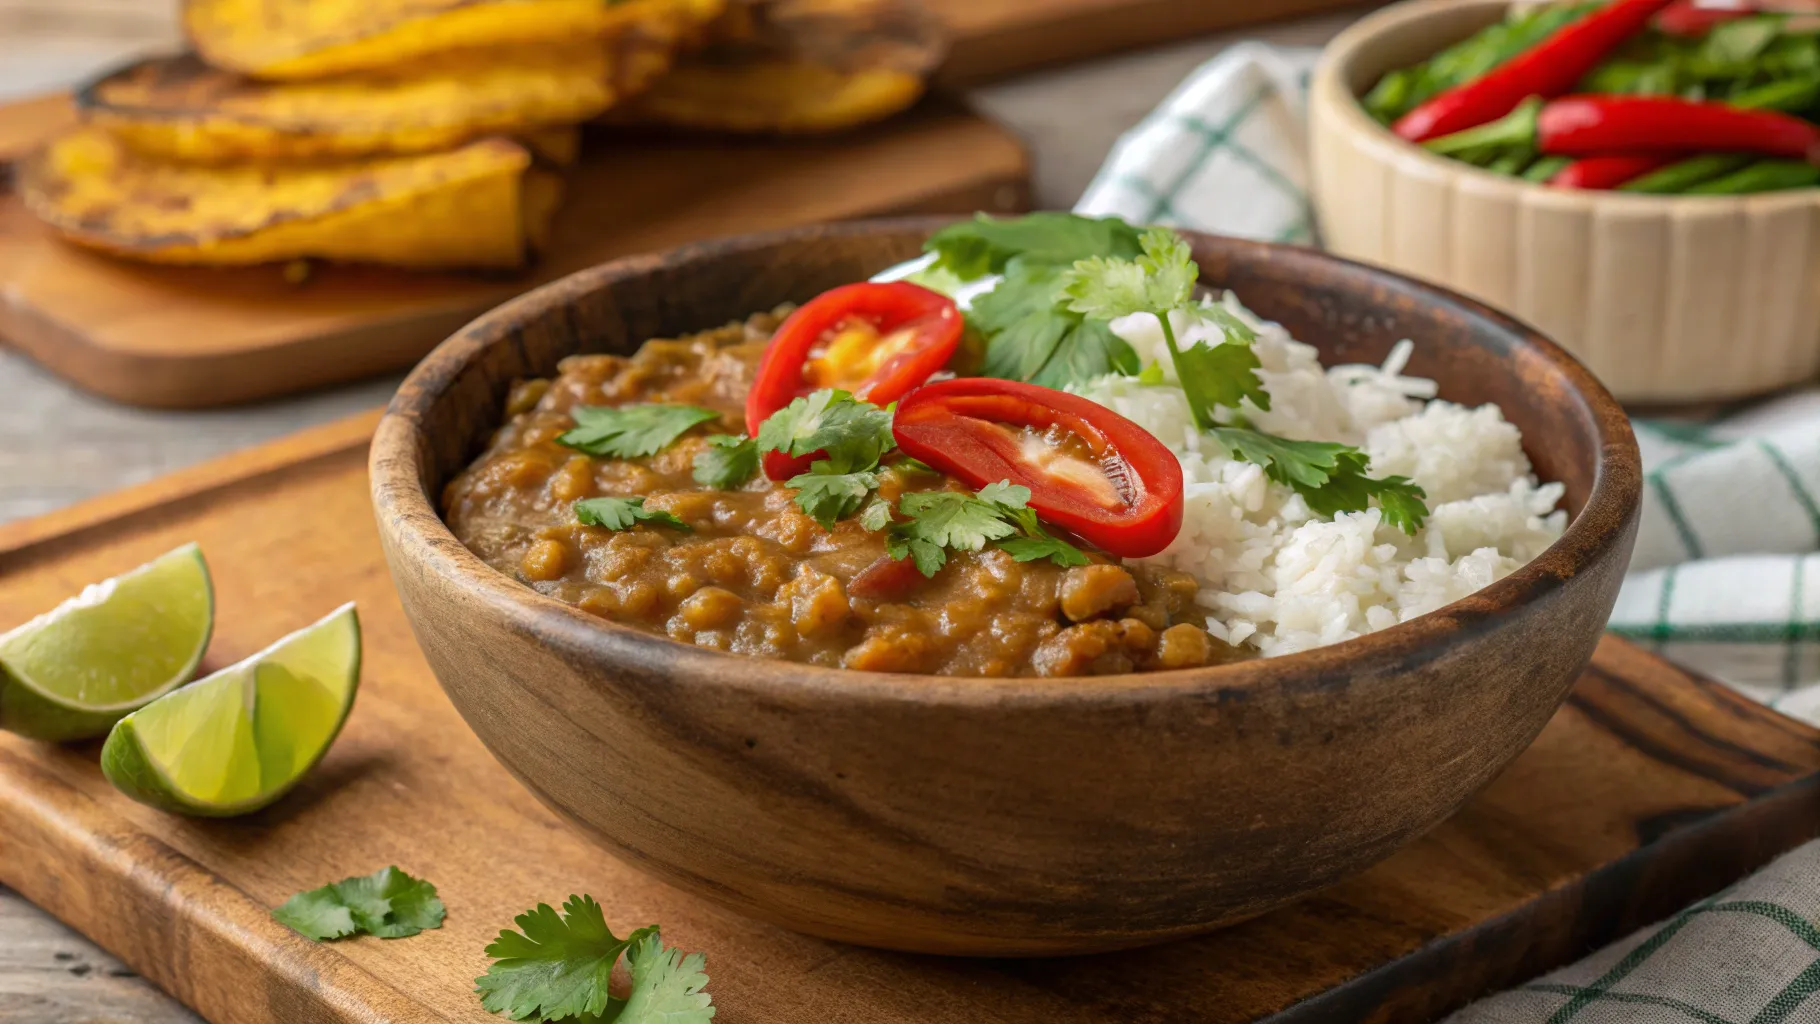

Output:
xmin=1076 ymin=42 xmax=1820 ymax=727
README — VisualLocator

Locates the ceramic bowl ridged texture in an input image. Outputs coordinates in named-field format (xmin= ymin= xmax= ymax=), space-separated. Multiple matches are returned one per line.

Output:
xmin=1311 ymin=0 xmax=1820 ymax=404
xmin=371 ymin=218 xmax=1642 ymax=956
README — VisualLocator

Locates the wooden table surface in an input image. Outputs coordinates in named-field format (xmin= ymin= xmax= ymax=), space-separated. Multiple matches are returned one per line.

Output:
xmin=0 ymin=3 xmax=1355 ymax=1020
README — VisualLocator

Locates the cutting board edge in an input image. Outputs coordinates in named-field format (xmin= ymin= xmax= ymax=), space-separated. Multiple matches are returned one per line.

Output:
xmin=1273 ymin=770 xmax=1820 ymax=1022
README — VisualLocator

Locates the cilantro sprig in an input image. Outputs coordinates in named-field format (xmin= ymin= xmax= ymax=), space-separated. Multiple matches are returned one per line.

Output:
xmin=475 ymin=894 xmax=714 ymax=1023
xmin=1056 ymin=224 xmax=1431 ymax=536
xmin=575 ymin=497 xmax=691 ymax=532
xmin=886 ymin=480 xmax=1089 ymax=577
xmin=1060 ymin=227 xmax=1266 ymax=430
xmin=559 ymin=404 xmax=721 ymax=459
xmin=272 ymin=866 xmax=445 ymax=942
xmin=755 ymin=389 xmax=899 ymax=528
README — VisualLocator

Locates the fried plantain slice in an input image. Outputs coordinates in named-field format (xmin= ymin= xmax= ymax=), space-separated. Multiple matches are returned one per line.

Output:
xmin=618 ymin=0 xmax=945 ymax=133
xmin=79 ymin=36 xmax=673 ymax=163
xmin=184 ymin=0 xmax=723 ymax=80
xmin=19 ymin=129 xmax=559 ymax=269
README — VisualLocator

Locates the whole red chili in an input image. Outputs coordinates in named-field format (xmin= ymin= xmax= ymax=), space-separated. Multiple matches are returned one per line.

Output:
xmin=1393 ymin=0 xmax=1676 ymax=143
xmin=1549 ymin=153 xmax=1685 ymax=190
xmin=1429 ymin=95 xmax=1820 ymax=163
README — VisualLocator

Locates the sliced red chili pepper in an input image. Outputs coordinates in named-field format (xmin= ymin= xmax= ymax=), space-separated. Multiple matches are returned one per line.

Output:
xmin=891 ymin=378 xmax=1184 ymax=559
xmin=1549 ymin=153 xmax=1685 ymax=189
xmin=747 ymin=281 xmax=960 ymax=480
xmin=1393 ymin=0 xmax=1675 ymax=143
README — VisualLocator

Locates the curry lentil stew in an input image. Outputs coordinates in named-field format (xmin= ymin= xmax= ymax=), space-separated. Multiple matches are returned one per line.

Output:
xmin=443 ymin=310 xmax=1248 ymax=677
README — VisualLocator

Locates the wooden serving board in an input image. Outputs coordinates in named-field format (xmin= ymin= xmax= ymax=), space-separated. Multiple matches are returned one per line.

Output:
xmin=1 ymin=413 xmax=1818 ymax=1024
xmin=0 ymin=96 xmax=1028 ymax=410
xmin=0 ymin=0 xmax=1378 ymax=412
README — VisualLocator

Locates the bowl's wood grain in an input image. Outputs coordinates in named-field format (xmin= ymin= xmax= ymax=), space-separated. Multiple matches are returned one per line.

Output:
xmin=370 ymin=218 xmax=1642 ymax=955
xmin=1310 ymin=0 xmax=1820 ymax=405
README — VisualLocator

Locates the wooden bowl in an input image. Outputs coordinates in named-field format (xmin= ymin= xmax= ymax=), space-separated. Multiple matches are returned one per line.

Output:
xmin=1311 ymin=0 xmax=1820 ymax=405
xmin=370 ymin=218 xmax=1642 ymax=956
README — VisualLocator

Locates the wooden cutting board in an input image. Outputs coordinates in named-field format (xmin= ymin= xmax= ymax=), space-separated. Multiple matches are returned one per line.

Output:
xmin=1 ymin=411 xmax=1817 ymax=1024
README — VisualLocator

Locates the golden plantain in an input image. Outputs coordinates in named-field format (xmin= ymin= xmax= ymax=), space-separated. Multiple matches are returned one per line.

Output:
xmin=620 ymin=0 xmax=945 ymax=133
xmin=79 ymin=38 xmax=671 ymax=163
xmin=184 ymin=0 xmax=723 ymax=80
xmin=19 ymin=129 xmax=560 ymax=269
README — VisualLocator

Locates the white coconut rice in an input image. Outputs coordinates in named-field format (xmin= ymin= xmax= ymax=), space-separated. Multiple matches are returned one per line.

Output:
xmin=1072 ymin=294 xmax=1567 ymax=657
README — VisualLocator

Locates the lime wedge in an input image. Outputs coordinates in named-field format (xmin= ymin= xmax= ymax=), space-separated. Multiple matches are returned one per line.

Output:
xmin=101 ymin=604 xmax=360 ymax=817
xmin=0 ymin=543 xmax=214 ymax=742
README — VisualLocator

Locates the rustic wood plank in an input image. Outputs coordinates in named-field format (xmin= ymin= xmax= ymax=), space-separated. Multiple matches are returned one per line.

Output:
xmin=0 ymin=886 xmax=201 ymax=1024
xmin=0 ymin=412 xmax=1814 ymax=1024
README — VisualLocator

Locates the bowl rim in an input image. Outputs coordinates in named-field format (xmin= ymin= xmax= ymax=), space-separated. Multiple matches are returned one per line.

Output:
xmin=370 ymin=215 xmax=1642 ymax=708
xmin=1313 ymin=0 xmax=1820 ymax=213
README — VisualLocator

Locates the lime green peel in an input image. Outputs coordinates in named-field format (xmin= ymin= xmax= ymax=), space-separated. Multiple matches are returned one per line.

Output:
xmin=0 ymin=544 xmax=214 ymax=742
xmin=102 ymin=603 xmax=361 ymax=817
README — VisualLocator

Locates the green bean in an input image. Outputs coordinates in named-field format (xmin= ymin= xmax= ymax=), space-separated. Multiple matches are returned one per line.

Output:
xmin=1728 ymin=73 xmax=1820 ymax=111
xmin=1686 ymin=160 xmax=1820 ymax=194
xmin=1620 ymin=154 xmax=1754 ymax=193
xmin=1522 ymin=156 xmax=1573 ymax=183
xmin=1486 ymin=149 xmax=1537 ymax=176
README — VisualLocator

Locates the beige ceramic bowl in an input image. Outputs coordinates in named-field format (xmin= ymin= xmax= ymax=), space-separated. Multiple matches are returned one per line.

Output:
xmin=1311 ymin=0 xmax=1820 ymax=404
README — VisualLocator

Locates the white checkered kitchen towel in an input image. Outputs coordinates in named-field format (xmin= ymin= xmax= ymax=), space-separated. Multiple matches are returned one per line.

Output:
xmin=1077 ymin=41 xmax=1820 ymax=1024
xmin=1076 ymin=41 xmax=1820 ymax=726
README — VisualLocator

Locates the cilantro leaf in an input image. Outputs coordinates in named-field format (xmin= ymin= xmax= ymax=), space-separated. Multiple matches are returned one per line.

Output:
xmin=272 ymin=866 xmax=445 ymax=942
xmin=476 ymin=895 xmax=658 ymax=1022
xmin=858 ymin=496 xmax=894 ymax=532
xmin=1060 ymin=226 xmax=1197 ymax=321
xmin=786 ymin=466 xmax=880 ymax=529
xmin=575 ymin=497 xmax=691 ymax=532
xmin=972 ymin=261 xmax=1139 ymax=387
xmin=1208 ymin=427 xmax=1429 ymax=534
xmin=885 ymin=490 xmax=1019 ymax=577
xmin=997 ymin=534 xmax=1092 ymax=567
xmin=755 ymin=389 xmax=895 ymax=473
xmin=559 ymin=404 xmax=720 ymax=459
xmin=594 ymin=933 xmax=716 ymax=1024
xmin=692 ymin=434 xmax=758 ymax=489
xmin=1175 ymin=335 xmax=1270 ymax=415
xmin=924 ymin=212 xmax=1145 ymax=280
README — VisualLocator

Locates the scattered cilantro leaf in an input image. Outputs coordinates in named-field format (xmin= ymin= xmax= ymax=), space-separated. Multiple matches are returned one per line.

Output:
xmin=858 ymin=496 xmax=894 ymax=532
xmin=476 ymin=895 xmax=657 ymax=1022
xmin=971 ymin=261 xmax=1140 ymax=387
xmin=691 ymin=434 xmax=758 ymax=489
xmin=596 ymin=933 xmax=717 ymax=1024
xmin=924 ymin=212 xmax=1145 ymax=280
xmin=575 ymin=497 xmax=691 ymax=532
xmin=1175 ymin=331 xmax=1270 ymax=414
xmin=1208 ymin=427 xmax=1429 ymax=534
xmin=755 ymin=389 xmax=895 ymax=473
xmin=559 ymin=404 xmax=720 ymax=459
xmin=787 ymin=466 xmax=881 ymax=529
xmin=272 ymin=866 xmax=445 ymax=942
xmin=1136 ymin=361 xmax=1166 ymax=386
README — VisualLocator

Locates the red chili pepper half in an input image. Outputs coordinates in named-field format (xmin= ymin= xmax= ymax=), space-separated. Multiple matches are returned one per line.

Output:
xmin=1549 ymin=153 xmax=1685 ymax=189
xmin=891 ymin=378 xmax=1185 ymax=559
xmin=1654 ymin=0 xmax=1751 ymax=36
xmin=747 ymin=281 xmax=961 ymax=480
xmin=1393 ymin=0 xmax=1675 ymax=143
